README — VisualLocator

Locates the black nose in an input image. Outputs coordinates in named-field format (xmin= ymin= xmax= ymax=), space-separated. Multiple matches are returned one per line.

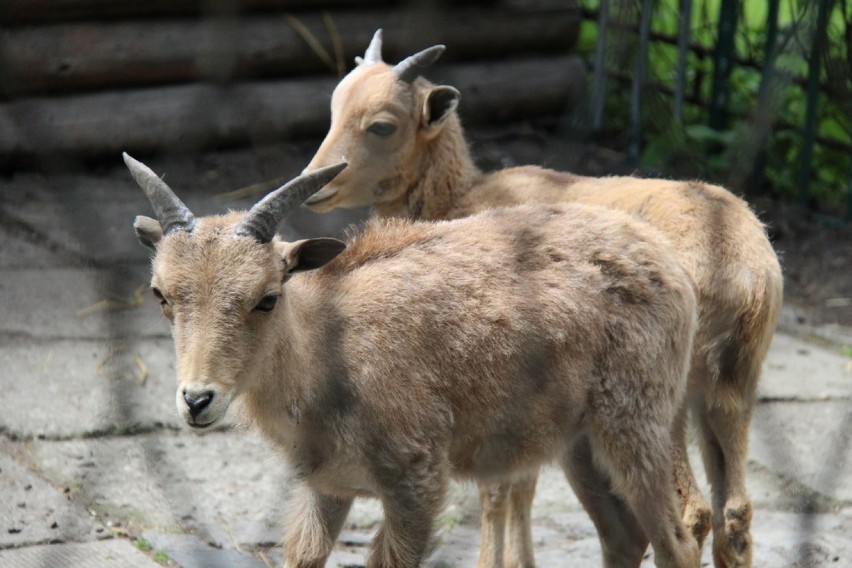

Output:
xmin=183 ymin=390 xmax=214 ymax=418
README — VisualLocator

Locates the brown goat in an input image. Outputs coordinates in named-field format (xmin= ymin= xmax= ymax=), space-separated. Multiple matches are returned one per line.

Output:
xmin=304 ymin=31 xmax=784 ymax=568
xmin=126 ymin=153 xmax=702 ymax=567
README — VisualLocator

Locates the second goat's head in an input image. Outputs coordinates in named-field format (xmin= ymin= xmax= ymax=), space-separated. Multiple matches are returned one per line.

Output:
xmin=304 ymin=29 xmax=460 ymax=211
xmin=125 ymin=153 xmax=347 ymax=429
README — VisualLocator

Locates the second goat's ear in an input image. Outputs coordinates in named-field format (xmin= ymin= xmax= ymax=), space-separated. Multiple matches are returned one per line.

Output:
xmin=422 ymin=86 xmax=460 ymax=132
xmin=134 ymin=215 xmax=163 ymax=251
xmin=278 ymin=238 xmax=347 ymax=279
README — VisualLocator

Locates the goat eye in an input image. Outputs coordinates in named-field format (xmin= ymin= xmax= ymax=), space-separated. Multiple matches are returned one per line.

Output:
xmin=151 ymin=287 xmax=169 ymax=306
xmin=254 ymin=294 xmax=279 ymax=313
xmin=367 ymin=121 xmax=397 ymax=137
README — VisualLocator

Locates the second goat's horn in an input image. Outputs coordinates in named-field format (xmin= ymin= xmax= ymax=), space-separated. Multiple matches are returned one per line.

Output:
xmin=393 ymin=45 xmax=445 ymax=84
xmin=236 ymin=162 xmax=348 ymax=243
xmin=362 ymin=29 xmax=384 ymax=64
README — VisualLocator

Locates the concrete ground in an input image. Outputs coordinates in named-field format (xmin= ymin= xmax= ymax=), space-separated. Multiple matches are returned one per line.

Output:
xmin=1 ymin=151 xmax=850 ymax=567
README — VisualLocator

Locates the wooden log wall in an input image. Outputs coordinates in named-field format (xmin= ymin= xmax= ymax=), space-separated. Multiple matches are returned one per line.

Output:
xmin=0 ymin=0 xmax=583 ymax=165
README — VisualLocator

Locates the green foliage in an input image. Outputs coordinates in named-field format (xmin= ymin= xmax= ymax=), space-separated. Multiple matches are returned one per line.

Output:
xmin=765 ymin=129 xmax=801 ymax=198
xmin=134 ymin=538 xmax=153 ymax=552
xmin=134 ymin=537 xmax=172 ymax=566
xmin=580 ymin=0 xmax=852 ymax=216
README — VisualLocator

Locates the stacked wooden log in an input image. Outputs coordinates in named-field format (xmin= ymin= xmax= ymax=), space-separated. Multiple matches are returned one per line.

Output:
xmin=0 ymin=0 xmax=583 ymax=164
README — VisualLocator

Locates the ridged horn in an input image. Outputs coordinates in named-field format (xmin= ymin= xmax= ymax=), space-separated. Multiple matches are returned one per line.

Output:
xmin=362 ymin=29 xmax=384 ymax=64
xmin=392 ymin=44 xmax=445 ymax=83
xmin=235 ymin=162 xmax=348 ymax=243
xmin=123 ymin=152 xmax=196 ymax=235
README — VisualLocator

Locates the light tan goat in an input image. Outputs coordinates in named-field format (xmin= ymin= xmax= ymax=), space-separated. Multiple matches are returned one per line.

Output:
xmin=125 ymin=153 xmax=702 ymax=567
xmin=304 ymin=31 xmax=784 ymax=568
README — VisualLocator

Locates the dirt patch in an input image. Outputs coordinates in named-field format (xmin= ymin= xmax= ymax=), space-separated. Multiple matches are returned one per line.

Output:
xmin=758 ymin=199 xmax=852 ymax=328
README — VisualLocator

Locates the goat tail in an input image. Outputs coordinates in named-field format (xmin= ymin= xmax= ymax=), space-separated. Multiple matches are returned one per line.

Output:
xmin=700 ymin=256 xmax=784 ymax=411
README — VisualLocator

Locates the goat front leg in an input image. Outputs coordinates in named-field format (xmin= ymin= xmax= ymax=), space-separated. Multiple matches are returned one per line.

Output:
xmin=368 ymin=448 xmax=449 ymax=568
xmin=283 ymin=484 xmax=353 ymax=568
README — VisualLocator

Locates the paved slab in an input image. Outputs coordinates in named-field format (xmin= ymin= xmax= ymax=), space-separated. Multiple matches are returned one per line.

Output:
xmin=0 ymin=446 xmax=103 ymax=548
xmin=751 ymin=400 xmax=852 ymax=503
xmin=759 ymin=332 xmax=852 ymax=401
xmin=142 ymin=532 xmax=266 ymax=568
xmin=24 ymin=430 xmax=447 ymax=546
xmin=0 ymin=265 xmax=166 ymax=340
xmin=0 ymin=337 xmax=180 ymax=439
xmin=0 ymin=539 xmax=163 ymax=568
xmin=17 ymin=424 xmax=852 ymax=567
xmin=26 ymin=430 xmax=285 ymax=537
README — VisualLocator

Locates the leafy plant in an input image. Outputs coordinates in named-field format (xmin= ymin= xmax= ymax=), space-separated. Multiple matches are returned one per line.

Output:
xmin=134 ymin=538 xmax=153 ymax=552
xmin=576 ymin=0 xmax=852 ymax=217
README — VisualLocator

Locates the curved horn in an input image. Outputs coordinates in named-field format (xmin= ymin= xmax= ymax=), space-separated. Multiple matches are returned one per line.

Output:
xmin=236 ymin=162 xmax=348 ymax=243
xmin=392 ymin=44 xmax=445 ymax=84
xmin=123 ymin=152 xmax=196 ymax=235
xmin=362 ymin=29 xmax=384 ymax=64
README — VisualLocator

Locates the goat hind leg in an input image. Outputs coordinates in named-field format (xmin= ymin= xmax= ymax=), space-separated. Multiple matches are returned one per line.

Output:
xmin=672 ymin=402 xmax=712 ymax=550
xmin=587 ymin=426 xmax=700 ymax=568
xmin=695 ymin=401 xmax=754 ymax=568
xmin=477 ymin=480 xmax=510 ymax=568
xmin=561 ymin=435 xmax=649 ymax=568
xmin=504 ymin=474 xmax=537 ymax=568
xmin=477 ymin=474 xmax=537 ymax=568
xmin=628 ymin=473 xmax=700 ymax=568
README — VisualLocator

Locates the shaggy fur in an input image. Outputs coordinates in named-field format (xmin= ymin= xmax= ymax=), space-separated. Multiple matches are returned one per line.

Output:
xmin=305 ymin=46 xmax=783 ymax=568
xmin=139 ymin=198 xmax=702 ymax=568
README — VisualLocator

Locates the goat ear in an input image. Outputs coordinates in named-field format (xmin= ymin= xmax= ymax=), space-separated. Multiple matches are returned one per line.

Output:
xmin=422 ymin=86 xmax=460 ymax=131
xmin=134 ymin=215 xmax=163 ymax=251
xmin=279 ymin=238 xmax=346 ymax=277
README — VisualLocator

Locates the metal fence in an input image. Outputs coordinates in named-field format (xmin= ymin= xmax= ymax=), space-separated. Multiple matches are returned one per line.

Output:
xmin=584 ymin=0 xmax=851 ymax=222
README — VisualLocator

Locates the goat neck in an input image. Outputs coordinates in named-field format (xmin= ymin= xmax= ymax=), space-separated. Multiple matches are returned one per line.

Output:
xmin=374 ymin=108 xmax=480 ymax=220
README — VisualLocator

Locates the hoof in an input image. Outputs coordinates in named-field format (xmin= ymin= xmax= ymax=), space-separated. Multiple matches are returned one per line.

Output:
xmin=712 ymin=500 xmax=753 ymax=568
xmin=683 ymin=498 xmax=712 ymax=550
